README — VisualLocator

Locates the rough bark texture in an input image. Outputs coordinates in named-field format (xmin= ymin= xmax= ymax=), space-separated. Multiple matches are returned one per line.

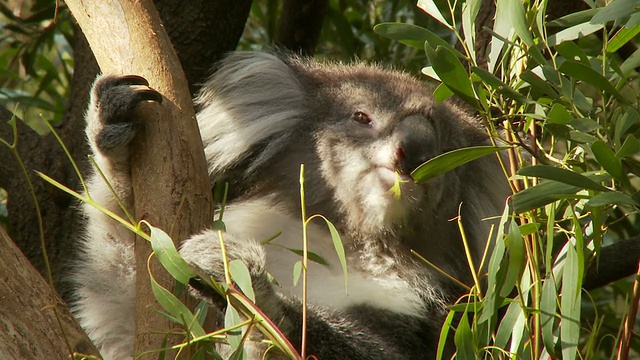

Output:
xmin=0 ymin=228 xmax=99 ymax=359
xmin=275 ymin=0 xmax=329 ymax=56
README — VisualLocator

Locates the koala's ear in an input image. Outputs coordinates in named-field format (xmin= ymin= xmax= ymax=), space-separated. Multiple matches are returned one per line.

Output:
xmin=195 ymin=52 xmax=309 ymax=179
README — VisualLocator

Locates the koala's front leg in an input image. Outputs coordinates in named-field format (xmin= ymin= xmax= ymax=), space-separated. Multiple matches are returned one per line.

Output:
xmin=74 ymin=75 xmax=162 ymax=360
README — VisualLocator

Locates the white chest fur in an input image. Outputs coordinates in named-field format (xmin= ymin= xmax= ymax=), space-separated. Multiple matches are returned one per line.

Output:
xmin=220 ymin=197 xmax=424 ymax=316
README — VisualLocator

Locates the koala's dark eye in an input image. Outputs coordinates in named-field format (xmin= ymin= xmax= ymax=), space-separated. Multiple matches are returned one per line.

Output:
xmin=352 ymin=111 xmax=372 ymax=126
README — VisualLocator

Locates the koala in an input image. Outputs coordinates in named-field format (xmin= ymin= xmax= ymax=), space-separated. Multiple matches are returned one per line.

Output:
xmin=73 ymin=52 xmax=511 ymax=359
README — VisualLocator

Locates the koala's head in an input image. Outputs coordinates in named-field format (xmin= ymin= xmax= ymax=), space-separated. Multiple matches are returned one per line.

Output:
xmin=198 ymin=52 xmax=495 ymax=237
xmin=286 ymin=61 xmax=484 ymax=234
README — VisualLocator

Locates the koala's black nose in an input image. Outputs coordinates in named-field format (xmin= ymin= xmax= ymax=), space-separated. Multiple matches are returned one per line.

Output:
xmin=394 ymin=115 xmax=436 ymax=174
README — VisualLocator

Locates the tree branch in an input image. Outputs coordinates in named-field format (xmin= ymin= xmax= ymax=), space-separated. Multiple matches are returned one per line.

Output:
xmin=0 ymin=228 xmax=100 ymax=359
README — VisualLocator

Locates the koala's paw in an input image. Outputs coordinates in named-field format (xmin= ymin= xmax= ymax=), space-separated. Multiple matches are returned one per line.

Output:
xmin=87 ymin=75 xmax=163 ymax=157
xmin=179 ymin=230 xmax=269 ymax=303
xmin=180 ymin=230 xmax=267 ymax=281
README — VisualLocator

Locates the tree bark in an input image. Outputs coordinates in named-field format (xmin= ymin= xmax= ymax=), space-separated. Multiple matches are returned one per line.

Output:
xmin=0 ymin=228 xmax=99 ymax=359
xmin=64 ymin=0 xmax=213 ymax=356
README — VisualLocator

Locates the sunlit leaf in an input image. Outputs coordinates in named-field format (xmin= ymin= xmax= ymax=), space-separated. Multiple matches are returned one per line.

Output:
xmin=417 ymin=0 xmax=452 ymax=28
xmin=547 ymin=22 xmax=603 ymax=46
xmin=149 ymin=224 xmax=197 ymax=285
xmin=541 ymin=277 xmax=558 ymax=358
xmin=559 ymin=61 xmax=628 ymax=103
xmin=150 ymin=273 xmax=206 ymax=337
xmin=560 ymin=243 xmax=581 ymax=360
xmin=425 ymin=44 xmax=478 ymax=108
xmin=607 ymin=24 xmax=640 ymax=53
xmin=412 ymin=146 xmax=508 ymax=183
xmin=518 ymin=165 xmax=609 ymax=192
xmin=229 ymin=260 xmax=255 ymax=302
xmin=586 ymin=192 xmax=639 ymax=207
xmin=591 ymin=140 xmax=626 ymax=183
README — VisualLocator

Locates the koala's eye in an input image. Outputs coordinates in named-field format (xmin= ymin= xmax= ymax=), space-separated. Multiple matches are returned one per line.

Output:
xmin=352 ymin=111 xmax=372 ymax=126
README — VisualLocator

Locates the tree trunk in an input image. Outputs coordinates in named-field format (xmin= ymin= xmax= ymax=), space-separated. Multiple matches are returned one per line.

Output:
xmin=0 ymin=228 xmax=100 ymax=359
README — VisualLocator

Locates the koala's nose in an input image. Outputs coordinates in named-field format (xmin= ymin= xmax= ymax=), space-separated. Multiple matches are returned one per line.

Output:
xmin=394 ymin=115 xmax=436 ymax=174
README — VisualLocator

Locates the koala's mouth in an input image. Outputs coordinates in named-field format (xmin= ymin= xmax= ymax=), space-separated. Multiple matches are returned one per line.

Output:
xmin=375 ymin=167 xmax=415 ymax=196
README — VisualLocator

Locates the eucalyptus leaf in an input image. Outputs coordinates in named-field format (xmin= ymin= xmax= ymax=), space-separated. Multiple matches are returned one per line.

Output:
xmin=375 ymin=23 xmax=463 ymax=58
xmin=149 ymin=225 xmax=197 ymax=285
xmin=150 ymin=273 xmax=206 ymax=337
xmin=607 ymin=24 xmax=640 ymax=53
xmin=412 ymin=146 xmax=508 ymax=183
xmin=416 ymin=0 xmax=452 ymax=28
xmin=541 ymin=277 xmax=558 ymax=358
xmin=229 ymin=260 xmax=255 ymax=302
xmin=518 ymin=165 xmax=609 ymax=192
xmin=559 ymin=61 xmax=628 ymax=103
xmin=425 ymin=44 xmax=478 ymax=108
xmin=586 ymin=192 xmax=639 ymax=207
xmin=591 ymin=140 xmax=626 ymax=183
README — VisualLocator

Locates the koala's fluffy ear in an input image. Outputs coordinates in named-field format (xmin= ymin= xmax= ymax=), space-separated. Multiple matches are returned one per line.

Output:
xmin=195 ymin=53 xmax=309 ymax=179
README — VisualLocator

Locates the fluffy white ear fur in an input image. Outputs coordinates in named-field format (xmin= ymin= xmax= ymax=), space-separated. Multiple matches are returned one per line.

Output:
xmin=196 ymin=53 xmax=308 ymax=178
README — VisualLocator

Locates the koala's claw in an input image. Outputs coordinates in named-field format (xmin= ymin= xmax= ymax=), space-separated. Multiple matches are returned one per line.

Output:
xmin=91 ymin=75 xmax=162 ymax=155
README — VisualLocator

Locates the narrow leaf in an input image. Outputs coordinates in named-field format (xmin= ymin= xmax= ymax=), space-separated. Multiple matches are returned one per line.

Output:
xmin=518 ymin=165 xmax=609 ymax=192
xmin=417 ymin=0 xmax=452 ymax=28
xmin=541 ymin=277 xmax=558 ymax=358
xmin=558 ymin=61 xmax=628 ymax=103
xmin=586 ymin=192 xmax=639 ymax=207
xmin=229 ymin=260 xmax=255 ymax=302
xmin=150 ymin=274 xmax=206 ymax=337
xmin=149 ymin=225 xmax=197 ymax=285
xmin=591 ymin=140 xmax=626 ymax=183
xmin=412 ymin=146 xmax=508 ymax=183
xmin=607 ymin=24 xmax=640 ymax=53
xmin=425 ymin=44 xmax=478 ymax=108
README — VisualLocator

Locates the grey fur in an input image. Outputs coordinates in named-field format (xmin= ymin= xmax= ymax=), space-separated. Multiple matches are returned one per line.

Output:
xmin=74 ymin=52 xmax=510 ymax=359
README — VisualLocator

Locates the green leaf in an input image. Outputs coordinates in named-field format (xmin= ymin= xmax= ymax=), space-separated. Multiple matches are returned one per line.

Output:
xmin=425 ymin=44 xmax=478 ymax=108
xmin=541 ymin=277 xmax=558 ymax=358
xmin=149 ymin=225 xmax=197 ymax=285
xmin=453 ymin=311 xmax=475 ymax=360
xmin=620 ymin=47 xmax=640 ymax=75
xmin=497 ymin=0 xmax=533 ymax=46
xmin=607 ymin=24 xmax=640 ymax=53
xmin=590 ymin=0 xmax=639 ymax=25
xmin=520 ymin=70 xmax=559 ymax=99
xmin=512 ymin=181 xmax=580 ymax=213
xmin=555 ymin=41 xmax=589 ymax=64
xmin=560 ymin=243 xmax=581 ymax=360
xmin=547 ymin=103 xmax=572 ymax=124
xmin=591 ymin=140 xmax=626 ymax=183
xmin=471 ymin=67 xmax=532 ymax=104
xmin=518 ymin=165 xmax=609 ymax=192
xmin=479 ymin=203 xmax=510 ymax=324
xmin=586 ymin=192 xmax=639 ymax=207
xmin=558 ymin=61 xmax=628 ymax=103
xmin=500 ymin=219 xmax=525 ymax=297
xmin=617 ymin=135 xmax=640 ymax=159
xmin=292 ymin=260 xmax=302 ymax=286
xmin=229 ymin=260 xmax=255 ymax=302
xmin=374 ymin=23 xmax=463 ymax=58
xmin=224 ymin=305 xmax=244 ymax=356
xmin=150 ymin=273 xmax=206 ymax=337
xmin=548 ymin=22 xmax=603 ymax=46
xmin=416 ymin=0 xmax=452 ymax=28
xmin=433 ymin=83 xmax=454 ymax=103
xmin=412 ymin=146 xmax=508 ymax=183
